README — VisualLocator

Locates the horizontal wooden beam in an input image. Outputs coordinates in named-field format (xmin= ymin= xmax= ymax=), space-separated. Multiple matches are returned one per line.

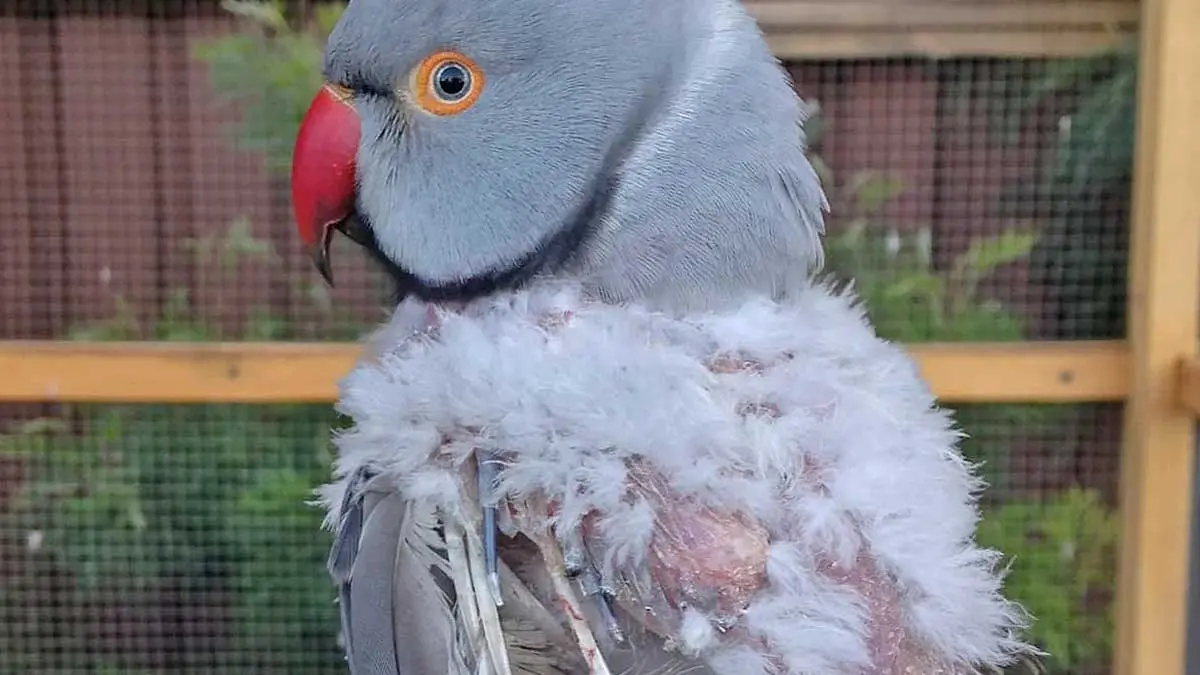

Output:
xmin=747 ymin=0 xmax=1139 ymax=30
xmin=908 ymin=340 xmax=1129 ymax=403
xmin=765 ymin=29 xmax=1132 ymax=59
xmin=0 ymin=341 xmax=362 ymax=404
xmin=745 ymin=0 xmax=1138 ymax=58
xmin=0 ymin=340 xmax=1129 ymax=405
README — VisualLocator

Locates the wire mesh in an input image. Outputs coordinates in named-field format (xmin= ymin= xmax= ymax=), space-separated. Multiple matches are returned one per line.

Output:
xmin=791 ymin=55 xmax=1133 ymax=342
xmin=0 ymin=1 xmax=1136 ymax=674
xmin=0 ymin=403 xmax=1123 ymax=675
xmin=0 ymin=404 xmax=346 ymax=675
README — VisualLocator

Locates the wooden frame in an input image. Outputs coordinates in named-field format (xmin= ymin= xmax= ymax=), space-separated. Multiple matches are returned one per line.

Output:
xmin=746 ymin=0 xmax=1139 ymax=58
xmin=763 ymin=31 xmax=1131 ymax=60
xmin=0 ymin=340 xmax=1131 ymax=405
xmin=1113 ymin=0 xmax=1200 ymax=673
xmin=1180 ymin=357 xmax=1200 ymax=419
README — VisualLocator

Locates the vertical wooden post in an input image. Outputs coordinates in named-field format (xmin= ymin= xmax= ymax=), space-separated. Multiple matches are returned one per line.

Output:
xmin=1114 ymin=0 xmax=1200 ymax=672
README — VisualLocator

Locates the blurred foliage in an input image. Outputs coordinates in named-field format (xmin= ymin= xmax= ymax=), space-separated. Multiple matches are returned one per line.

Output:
xmin=192 ymin=0 xmax=347 ymax=175
xmin=10 ymin=219 xmax=362 ymax=668
xmin=955 ymin=45 xmax=1137 ymax=340
xmin=1026 ymin=42 xmax=1136 ymax=340
xmin=978 ymin=489 xmax=1119 ymax=674
xmin=804 ymin=99 xmax=1035 ymax=343
xmin=822 ymin=174 xmax=1034 ymax=342
xmin=924 ymin=49 xmax=1134 ymax=668
xmin=0 ymin=406 xmax=347 ymax=674
xmin=68 ymin=217 xmax=373 ymax=342
xmin=0 ymin=7 xmax=374 ymax=670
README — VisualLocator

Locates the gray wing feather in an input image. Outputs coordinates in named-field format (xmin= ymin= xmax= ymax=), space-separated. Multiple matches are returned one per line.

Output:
xmin=329 ymin=470 xmax=469 ymax=675
xmin=330 ymin=468 xmax=369 ymax=666
xmin=326 ymin=471 xmax=714 ymax=675
xmin=347 ymin=490 xmax=405 ymax=673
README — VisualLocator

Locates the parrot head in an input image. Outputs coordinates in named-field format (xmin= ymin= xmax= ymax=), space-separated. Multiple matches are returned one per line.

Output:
xmin=291 ymin=0 xmax=827 ymax=311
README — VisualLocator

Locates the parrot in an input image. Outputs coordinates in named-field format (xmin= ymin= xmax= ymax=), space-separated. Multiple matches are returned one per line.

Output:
xmin=289 ymin=0 xmax=1039 ymax=673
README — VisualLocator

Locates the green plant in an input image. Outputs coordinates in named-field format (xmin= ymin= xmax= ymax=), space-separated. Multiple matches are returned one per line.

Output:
xmin=1023 ymin=43 xmax=1137 ymax=340
xmin=68 ymin=217 xmax=373 ymax=342
xmin=802 ymin=100 xmax=1035 ymax=343
xmin=802 ymin=103 xmax=1063 ymax=498
xmin=192 ymin=0 xmax=347 ymax=175
xmin=44 ymin=212 xmax=372 ymax=668
xmin=3 ymin=12 xmax=390 ymax=668
xmin=821 ymin=177 xmax=1036 ymax=343
xmin=977 ymin=488 xmax=1119 ymax=673
xmin=905 ymin=49 xmax=1135 ymax=341
xmin=0 ymin=405 xmax=348 ymax=674
xmin=226 ymin=469 xmax=342 ymax=669
xmin=17 ymin=213 xmax=368 ymax=673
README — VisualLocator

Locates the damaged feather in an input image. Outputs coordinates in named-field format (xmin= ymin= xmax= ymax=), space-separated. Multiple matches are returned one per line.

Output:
xmin=323 ymin=280 xmax=1036 ymax=674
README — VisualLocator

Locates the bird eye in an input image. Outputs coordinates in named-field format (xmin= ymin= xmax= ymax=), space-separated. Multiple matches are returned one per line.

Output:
xmin=411 ymin=50 xmax=484 ymax=116
xmin=432 ymin=62 xmax=470 ymax=102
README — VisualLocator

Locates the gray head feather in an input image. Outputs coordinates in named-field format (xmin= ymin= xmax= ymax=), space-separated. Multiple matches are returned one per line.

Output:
xmin=324 ymin=0 xmax=827 ymax=312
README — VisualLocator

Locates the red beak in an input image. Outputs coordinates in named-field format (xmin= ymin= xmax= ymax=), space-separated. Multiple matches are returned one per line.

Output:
xmin=291 ymin=84 xmax=360 ymax=285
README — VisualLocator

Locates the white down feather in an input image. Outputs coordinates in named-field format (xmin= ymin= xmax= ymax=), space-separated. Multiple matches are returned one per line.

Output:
xmin=318 ymin=279 xmax=1033 ymax=674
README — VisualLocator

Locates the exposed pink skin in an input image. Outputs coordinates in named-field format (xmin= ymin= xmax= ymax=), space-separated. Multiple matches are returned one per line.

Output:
xmin=381 ymin=302 xmax=974 ymax=674
xmin=627 ymin=457 xmax=770 ymax=619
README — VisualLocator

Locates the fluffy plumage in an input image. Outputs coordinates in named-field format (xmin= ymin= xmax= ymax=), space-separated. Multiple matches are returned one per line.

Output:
xmin=298 ymin=1 xmax=1039 ymax=672
xmin=319 ymin=280 xmax=1034 ymax=674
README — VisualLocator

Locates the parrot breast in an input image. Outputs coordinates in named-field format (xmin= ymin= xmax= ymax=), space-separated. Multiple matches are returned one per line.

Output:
xmin=321 ymin=280 xmax=1035 ymax=675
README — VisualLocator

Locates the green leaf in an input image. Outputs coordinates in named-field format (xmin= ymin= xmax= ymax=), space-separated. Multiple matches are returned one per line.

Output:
xmin=882 ymin=271 xmax=946 ymax=303
xmin=67 ymin=296 xmax=143 ymax=341
xmin=977 ymin=488 xmax=1119 ymax=670
xmin=847 ymin=170 xmax=907 ymax=214
xmin=949 ymin=230 xmax=1038 ymax=312
xmin=220 ymin=216 xmax=276 ymax=269
xmin=193 ymin=1 xmax=340 ymax=175
xmin=954 ymin=230 xmax=1038 ymax=280
xmin=314 ymin=3 xmax=348 ymax=35
xmin=219 ymin=0 xmax=289 ymax=32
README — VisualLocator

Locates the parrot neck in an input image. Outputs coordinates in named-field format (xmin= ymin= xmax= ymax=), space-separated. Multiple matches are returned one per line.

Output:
xmin=559 ymin=2 xmax=827 ymax=315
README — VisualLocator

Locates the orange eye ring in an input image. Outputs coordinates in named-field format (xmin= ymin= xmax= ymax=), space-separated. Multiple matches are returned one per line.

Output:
xmin=411 ymin=50 xmax=485 ymax=117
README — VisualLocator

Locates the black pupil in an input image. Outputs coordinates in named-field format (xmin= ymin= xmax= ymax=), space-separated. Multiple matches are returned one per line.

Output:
xmin=436 ymin=64 xmax=468 ymax=99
